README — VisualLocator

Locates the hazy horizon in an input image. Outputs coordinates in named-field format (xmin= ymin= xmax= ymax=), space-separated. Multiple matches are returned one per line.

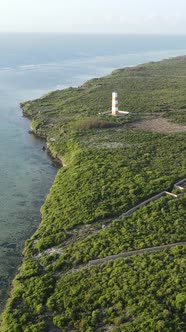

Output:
xmin=0 ymin=0 xmax=186 ymax=35
xmin=0 ymin=32 xmax=186 ymax=35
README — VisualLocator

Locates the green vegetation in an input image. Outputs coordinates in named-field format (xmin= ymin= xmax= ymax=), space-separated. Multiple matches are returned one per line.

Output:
xmin=165 ymin=109 xmax=186 ymax=125
xmin=49 ymin=194 xmax=186 ymax=269
xmin=48 ymin=247 xmax=186 ymax=332
xmin=1 ymin=56 xmax=186 ymax=331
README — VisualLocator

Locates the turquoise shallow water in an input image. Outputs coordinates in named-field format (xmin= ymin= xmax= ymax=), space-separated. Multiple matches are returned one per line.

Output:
xmin=0 ymin=33 xmax=185 ymax=308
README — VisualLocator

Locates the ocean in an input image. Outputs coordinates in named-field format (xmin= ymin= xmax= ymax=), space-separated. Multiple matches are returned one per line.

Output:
xmin=0 ymin=33 xmax=185 ymax=308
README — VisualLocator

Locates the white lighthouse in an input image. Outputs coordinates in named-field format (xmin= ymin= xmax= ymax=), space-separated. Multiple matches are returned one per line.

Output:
xmin=112 ymin=92 xmax=118 ymax=115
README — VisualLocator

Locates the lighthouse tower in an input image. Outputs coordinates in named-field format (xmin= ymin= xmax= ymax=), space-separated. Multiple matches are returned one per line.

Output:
xmin=112 ymin=92 xmax=118 ymax=115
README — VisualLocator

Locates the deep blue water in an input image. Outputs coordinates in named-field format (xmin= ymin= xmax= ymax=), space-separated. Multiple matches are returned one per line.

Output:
xmin=0 ymin=33 xmax=185 ymax=305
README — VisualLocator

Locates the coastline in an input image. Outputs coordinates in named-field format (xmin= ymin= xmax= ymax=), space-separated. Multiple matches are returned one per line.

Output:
xmin=3 ymin=55 xmax=184 ymax=331
xmin=21 ymin=102 xmax=64 ymax=167
xmin=0 ymin=107 xmax=60 ymax=316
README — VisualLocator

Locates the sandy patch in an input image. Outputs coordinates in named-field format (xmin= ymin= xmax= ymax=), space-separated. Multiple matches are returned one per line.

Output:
xmin=132 ymin=117 xmax=186 ymax=134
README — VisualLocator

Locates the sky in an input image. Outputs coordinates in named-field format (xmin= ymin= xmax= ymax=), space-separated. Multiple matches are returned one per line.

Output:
xmin=0 ymin=0 xmax=186 ymax=34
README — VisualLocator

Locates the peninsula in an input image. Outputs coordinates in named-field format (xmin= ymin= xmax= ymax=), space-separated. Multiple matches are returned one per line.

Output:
xmin=1 ymin=56 xmax=186 ymax=332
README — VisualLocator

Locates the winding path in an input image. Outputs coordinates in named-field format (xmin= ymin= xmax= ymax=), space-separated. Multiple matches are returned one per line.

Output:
xmin=65 ymin=178 xmax=186 ymax=273
xmin=64 ymin=242 xmax=186 ymax=276
xmin=118 ymin=178 xmax=186 ymax=219
xmin=88 ymin=242 xmax=186 ymax=267
xmin=40 ymin=178 xmax=186 ymax=273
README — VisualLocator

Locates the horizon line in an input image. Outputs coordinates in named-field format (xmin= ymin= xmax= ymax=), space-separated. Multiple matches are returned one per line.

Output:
xmin=0 ymin=31 xmax=186 ymax=36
